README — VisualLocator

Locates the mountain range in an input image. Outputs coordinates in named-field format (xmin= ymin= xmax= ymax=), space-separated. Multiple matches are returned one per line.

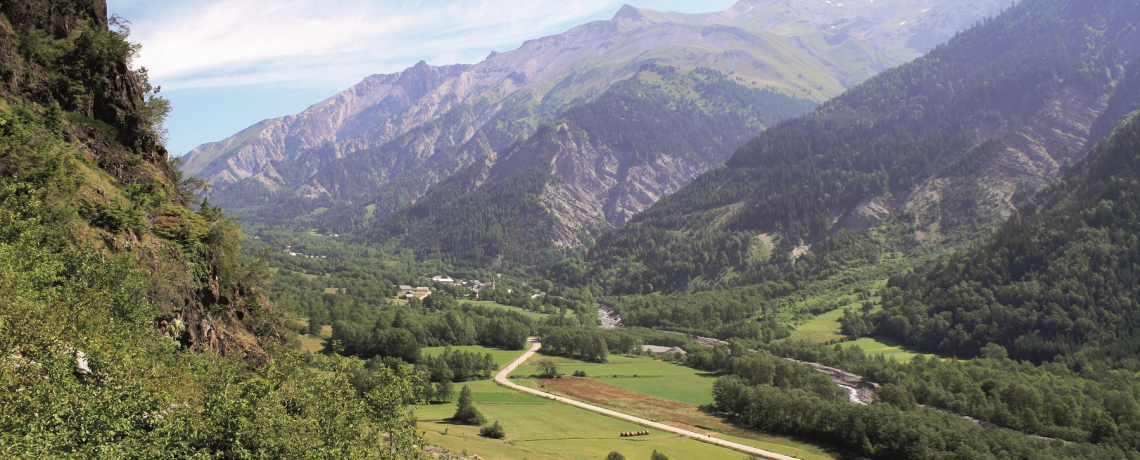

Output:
xmin=181 ymin=0 xmax=1006 ymax=230
xmin=367 ymin=64 xmax=815 ymax=269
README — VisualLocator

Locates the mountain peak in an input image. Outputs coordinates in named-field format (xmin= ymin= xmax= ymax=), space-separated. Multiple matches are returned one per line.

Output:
xmin=613 ymin=4 xmax=649 ymax=22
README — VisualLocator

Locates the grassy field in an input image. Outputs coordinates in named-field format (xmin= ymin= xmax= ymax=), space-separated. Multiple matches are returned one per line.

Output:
xmin=787 ymin=307 xmax=849 ymax=343
xmin=784 ymin=278 xmax=940 ymax=363
xmin=297 ymin=325 xmax=331 ymax=354
xmin=510 ymin=354 xmax=718 ymax=406
xmin=462 ymin=300 xmax=549 ymax=320
xmin=503 ymin=353 xmax=837 ymax=460
xmin=417 ymin=379 xmax=797 ymax=460
xmin=844 ymin=337 xmax=933 ymax=363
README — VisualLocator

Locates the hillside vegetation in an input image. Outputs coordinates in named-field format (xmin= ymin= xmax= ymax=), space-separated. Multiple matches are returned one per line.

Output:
xmin=0 ymin=1 xmax=426 ymax=457
xmin=571 ymin=0 xmax=1140 ymax=295
xmin=877 ymin=110 xmax=1140 ymax=364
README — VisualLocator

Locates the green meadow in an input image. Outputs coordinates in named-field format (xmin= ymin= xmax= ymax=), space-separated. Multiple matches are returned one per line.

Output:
xmin=510 ymin=353 xmax=719 ymax=406
xmin=504 ymin=353 xmax=837 ymax=460
xmin=462 ymin=300 xmax=550 ymax=320
xmin=415 ymin=378 xmax=771 ymax=460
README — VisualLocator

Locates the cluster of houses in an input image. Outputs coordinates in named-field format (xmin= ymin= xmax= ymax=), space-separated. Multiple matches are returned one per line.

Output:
xmin=428 ymin=275 xmax=500 ymax=294
xmin=282 ymin=245 xmax=326 ymax=259
xmin=395 ymin=275 xmax=503 ymax=300
xmin=397 ymin=285 xmax=431 ymax=298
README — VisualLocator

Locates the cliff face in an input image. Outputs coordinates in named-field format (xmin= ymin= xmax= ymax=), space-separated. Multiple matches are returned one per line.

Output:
xmin=182 ymin=0 xmax=1006 ymax=227
xmin=0 ymin=0 xmax=170 ymax=183
xmin=0 ymin=0 xmax=275 ymax=357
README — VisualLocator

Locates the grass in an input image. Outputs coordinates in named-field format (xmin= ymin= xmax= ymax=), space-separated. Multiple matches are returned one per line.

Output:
xmin=788 ymin=307 xmax=849 ymax=343
xmin=462 ymin=300 xmax=549 ymax=319
xmin=297 ymin=325 xmax=331 ymax=354
xmin=416 ymin=378 xmax=782 ymax=460
xmin=510 ymin=354 xmax=718 ymax=406
xmin=504 ymin=353 xmax=837 ymax=460
xmin=783 ymin=278 xmax=941 ymax=363
xmin=844 ymin=337 xmax=935 ymax=364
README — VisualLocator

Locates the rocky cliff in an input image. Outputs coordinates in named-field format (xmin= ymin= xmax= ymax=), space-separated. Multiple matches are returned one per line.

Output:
xmin=0 ymin=0 xmax=171 ymax=182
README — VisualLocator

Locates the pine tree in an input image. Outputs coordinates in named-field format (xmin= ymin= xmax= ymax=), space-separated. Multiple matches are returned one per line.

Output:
xmin=451 ymin=385 xmax=486 ymax=425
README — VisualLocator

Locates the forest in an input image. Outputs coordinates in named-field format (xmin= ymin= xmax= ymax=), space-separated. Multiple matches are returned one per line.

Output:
xmin=870 ymin=107 xmax=1140 ymax=365
xmin=568 ymin=0 xmax=1140 ymax=295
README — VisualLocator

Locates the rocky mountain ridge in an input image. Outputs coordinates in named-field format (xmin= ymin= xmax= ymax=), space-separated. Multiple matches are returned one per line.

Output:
xmin=371 ymin=65 xmax=814 ymax=268
xmin=181 ymin=0 xmax=1005 ymax=227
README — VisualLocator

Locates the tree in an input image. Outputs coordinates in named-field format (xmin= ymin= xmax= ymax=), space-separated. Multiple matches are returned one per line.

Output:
xmin=479 ymin=421 xmax=506 ymax=439
xmin=650 ymin=450 xmax=669 ymax=460
xmin=435 ymin=379 xmax=453 ymax=403
xmin=451 ymin=385 xmax=486 ymax=425
xmin=537 ymin=359 xmax=559 ymax=378
xmin=606 ymin=452 xmax=627 ymax=460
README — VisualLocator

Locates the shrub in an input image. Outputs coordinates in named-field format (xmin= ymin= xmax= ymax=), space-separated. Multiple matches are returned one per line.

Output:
xmin=479 ymin=421 xmax=506 ymax=439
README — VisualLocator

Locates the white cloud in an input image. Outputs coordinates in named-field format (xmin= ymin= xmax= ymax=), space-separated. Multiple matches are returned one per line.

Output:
xmin=117 ymin=0 xmax=624 ymax=91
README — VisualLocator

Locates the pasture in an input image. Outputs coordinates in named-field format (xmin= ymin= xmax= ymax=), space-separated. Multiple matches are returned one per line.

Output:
xmin=462 ymin=300 xmax=549 ymax=320
xmin=415 ymin=378 xmax=778 ymax=460
xmin=504 ymin=353 xmax=837 ymax=460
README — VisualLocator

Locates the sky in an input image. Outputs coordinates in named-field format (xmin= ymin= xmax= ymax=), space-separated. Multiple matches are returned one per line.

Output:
xmin=105 ymin=0 xmax=740 ymax=156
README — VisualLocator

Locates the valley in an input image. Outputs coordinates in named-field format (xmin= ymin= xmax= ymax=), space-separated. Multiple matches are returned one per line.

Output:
xmin=8 ymin=0 xmax=1140 ymax=459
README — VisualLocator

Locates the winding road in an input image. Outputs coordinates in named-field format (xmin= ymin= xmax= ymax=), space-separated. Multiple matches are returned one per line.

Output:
xmin=494 ymin=339 xmax=801 ymax=460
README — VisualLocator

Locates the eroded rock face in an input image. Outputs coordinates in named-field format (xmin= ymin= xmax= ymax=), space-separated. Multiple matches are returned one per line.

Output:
xmin=851 ymin=83 xmax=1116 ymax=244
xmin=535 ymin=127 xmax=713 ymax=247
xmin=840 ymin=197 xmax=894 ymax=231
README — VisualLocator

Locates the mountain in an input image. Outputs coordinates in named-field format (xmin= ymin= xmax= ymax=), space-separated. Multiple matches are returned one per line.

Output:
xmin=877 ymin=110 xmax=1140 ymax=364
xmin=367 ymin=65 xmax=815 ymax=269
xmin=181 ymin=0 xmax=1006 ymax=226
xmin=570 ymin=0 xmax=1140 ymax=295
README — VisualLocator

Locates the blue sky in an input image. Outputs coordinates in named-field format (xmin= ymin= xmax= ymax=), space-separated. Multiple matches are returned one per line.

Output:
xmin=106 ymin=0 xmax=739 ymax=156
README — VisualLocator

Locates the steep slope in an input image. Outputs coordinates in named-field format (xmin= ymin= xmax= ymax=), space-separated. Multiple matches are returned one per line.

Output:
xmin=877 ymin=111 xmax=1140 ymax=363
xmin=573 ymin=0 xmax=1140 ymax=295
xmin=182 ymin=0 xmax=1005 ymax=225
xmin=0 ymin=1 xmax=426 ymax=457
xmin=369 ymin=65 xmax=814 ymax=269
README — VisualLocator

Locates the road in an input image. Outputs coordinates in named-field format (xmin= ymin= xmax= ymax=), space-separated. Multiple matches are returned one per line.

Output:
xmin=494 ymin=340 xmax=802 ymax=460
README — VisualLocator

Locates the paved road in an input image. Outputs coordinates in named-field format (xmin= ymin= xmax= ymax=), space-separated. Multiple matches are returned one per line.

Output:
xmin=494 ymin=340 xmax=801 ymax=460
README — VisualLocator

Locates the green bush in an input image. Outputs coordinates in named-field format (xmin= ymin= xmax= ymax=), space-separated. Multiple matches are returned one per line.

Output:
xmin=479 ymin=421 xmax=506 ymax=439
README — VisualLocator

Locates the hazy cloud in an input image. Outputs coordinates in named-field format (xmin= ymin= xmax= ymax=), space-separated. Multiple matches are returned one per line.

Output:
xmin=115 ymin=0 xmax=625 ymax=91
